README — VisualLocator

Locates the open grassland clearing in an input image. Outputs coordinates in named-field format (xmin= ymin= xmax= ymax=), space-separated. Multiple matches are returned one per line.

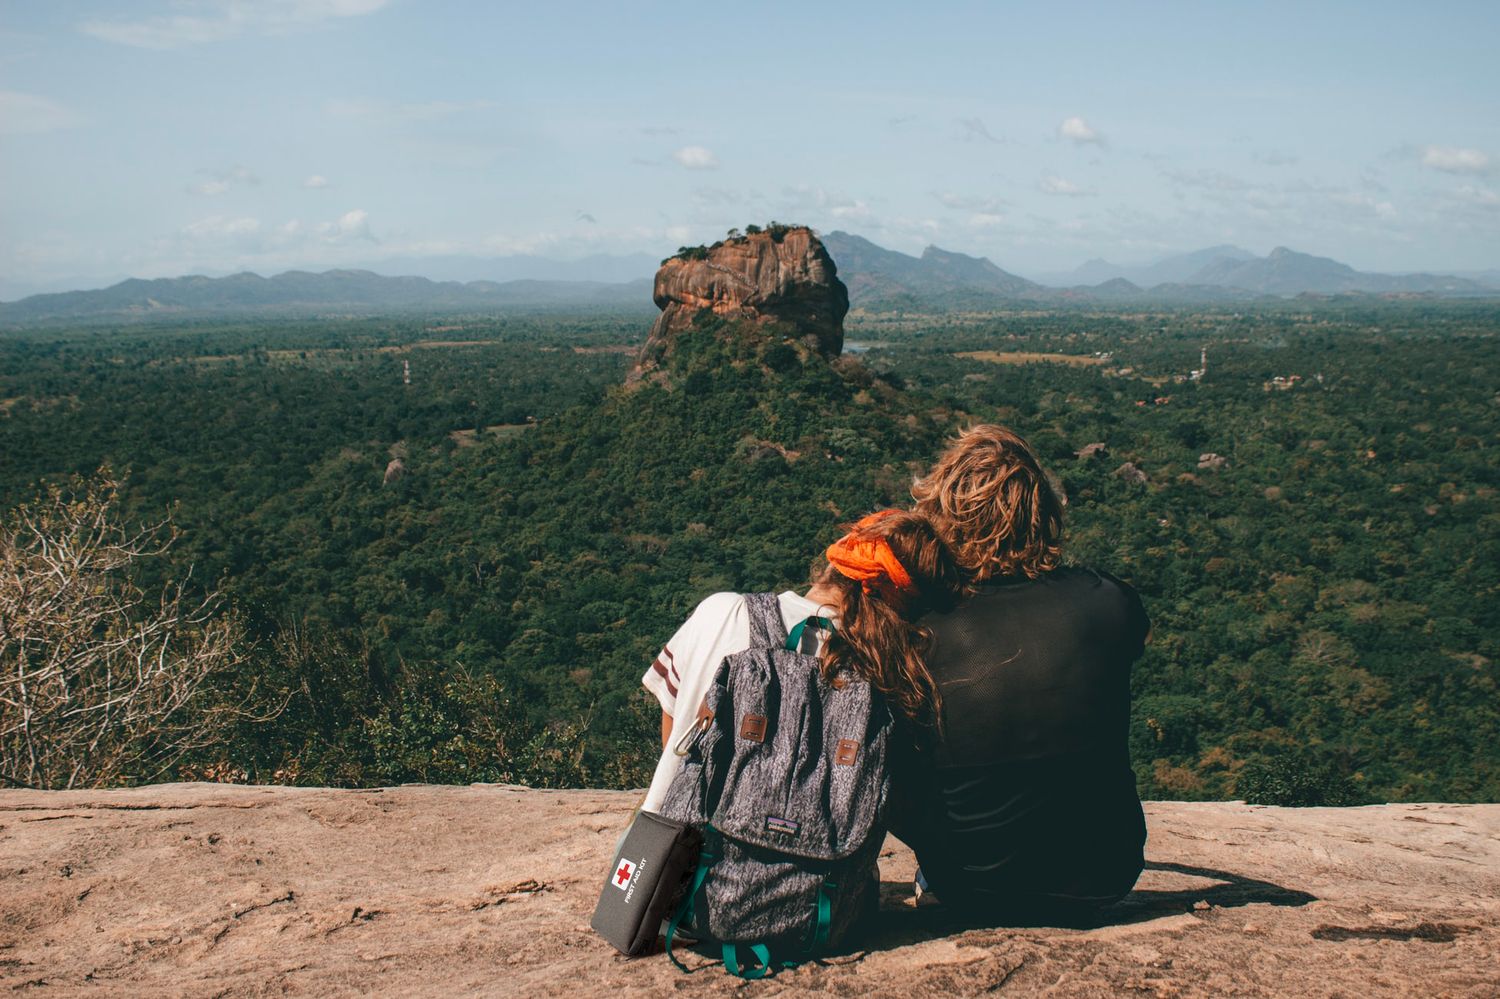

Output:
xmin=957 ymin=350 xmax=1109 ymax=366
xmin=448 ymin=423 xmax=537 ymax=447
xmin=156 ymin=339 xmax=529 ymax=368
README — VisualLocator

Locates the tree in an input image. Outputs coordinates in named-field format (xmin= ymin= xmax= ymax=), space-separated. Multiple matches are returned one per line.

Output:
xmin=0 ymin=470 xmax=252 ymax=789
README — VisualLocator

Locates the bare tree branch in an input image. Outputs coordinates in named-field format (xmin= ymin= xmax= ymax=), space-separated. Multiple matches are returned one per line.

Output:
xmin=0 ymin=468 xmax=257 ymax=789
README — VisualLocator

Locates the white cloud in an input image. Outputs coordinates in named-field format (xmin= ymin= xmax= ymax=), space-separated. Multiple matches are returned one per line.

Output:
xmin=1421 ymin=146 xmax=1491 ymax=175
xmin=1457 ymin=185 xmax=1500 ymax=210
xmin=178 ymin=207 xmax=371 ymax=252
xmin=691 ymin=186 xmax=747 ymax=206
xmin=317 ymin=208 xmax=374 ymax=242
xmin=303 ymin=174 xmax=330 ymax=189
xmin=1162 ymin=167 xmax=1252 ymax=192
xmin=779 ymin=185 xmax=871 ymax=222
xmin=1331 ymin=192 xmax=1397 ymax=219
xmin=0 ymin=91 xmax=84 ymax=135
xmin=935 ymin=192 xmax=1007 ymax=214
xmin=1039 ymin=175 xmax=1094 ymax=197
xmin=188 ymin=165 xmax=258 ymax=196
xmin=829 ymin=199 xmax=871 ymax=220
xmin=672 ymin=146 xmax=720 ymax=170
xmin=80 ymin=0 xmax=389 ymax=49
xmin=400 ymin=230 xmax=565 ymax=258
xmin=1058 ymin=116 xmax=1103 ymax=145
xmin=324 ymin=98 xmax=495 ymax=123
xmin=484 ymin=231 xmax=570 ymax=255
xmin=80 ymin=15 xmax=233 ymax=48
xmin=183 ymin=215 xmax=262 ymax=240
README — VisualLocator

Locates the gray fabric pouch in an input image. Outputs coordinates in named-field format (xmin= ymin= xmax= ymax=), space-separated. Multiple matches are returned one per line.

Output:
xmin=591 ymin=810 xmax=703 ymax=956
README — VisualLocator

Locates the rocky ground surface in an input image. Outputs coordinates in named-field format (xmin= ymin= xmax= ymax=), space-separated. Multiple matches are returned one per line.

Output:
xmin=1 ymin=784 xmax=1495 ymax=997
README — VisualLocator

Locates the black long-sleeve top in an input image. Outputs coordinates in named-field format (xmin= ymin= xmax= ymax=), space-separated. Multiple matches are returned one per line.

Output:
xmin=890 ymin=567 xmax=1151 ymax=918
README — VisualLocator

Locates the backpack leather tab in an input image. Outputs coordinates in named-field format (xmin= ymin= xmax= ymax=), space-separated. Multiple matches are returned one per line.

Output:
xmin=740 ymin=713 xmax=767 ymax=742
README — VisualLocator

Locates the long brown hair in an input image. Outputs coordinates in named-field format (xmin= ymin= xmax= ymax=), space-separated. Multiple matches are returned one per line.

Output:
xmin=818 ymin=510 xmax=961 ymax=728
xmin=911 ymin=424 xmax=1064 ymax=586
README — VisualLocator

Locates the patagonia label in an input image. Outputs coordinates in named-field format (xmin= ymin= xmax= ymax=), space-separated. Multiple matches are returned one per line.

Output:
xmin=765 ymin=815 xmax=800 ymax=836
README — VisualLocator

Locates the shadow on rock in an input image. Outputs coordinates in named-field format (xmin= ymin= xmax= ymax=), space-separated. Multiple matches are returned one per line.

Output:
xmin=859 ymin=860 xmax=1317 ymax=948
xmin=1100 ymin=861 xmax=1317 ymax=926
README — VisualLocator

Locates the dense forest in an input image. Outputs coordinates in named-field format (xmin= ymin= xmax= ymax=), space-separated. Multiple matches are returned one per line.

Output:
xmin=2 ymin=300 xmax=1496 ymax=803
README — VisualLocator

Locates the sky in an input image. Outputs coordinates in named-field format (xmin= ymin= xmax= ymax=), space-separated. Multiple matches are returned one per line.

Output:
xmin=2 ymin=0 xmax=1498 ymax=298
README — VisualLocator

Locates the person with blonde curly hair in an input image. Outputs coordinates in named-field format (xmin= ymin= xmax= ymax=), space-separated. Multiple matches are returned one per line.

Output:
xmin=911 ymin=424 xmax=1064 ymax=585
xmin=895 ymin=424 xmax=1151 ymax=925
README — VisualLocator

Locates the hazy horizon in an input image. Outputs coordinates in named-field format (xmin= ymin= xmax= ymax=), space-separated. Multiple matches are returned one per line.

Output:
xmin=9 ymin=233 xmax=1500 ymax=306
xmin=3 ymin=1 xmax=1497 ymax=299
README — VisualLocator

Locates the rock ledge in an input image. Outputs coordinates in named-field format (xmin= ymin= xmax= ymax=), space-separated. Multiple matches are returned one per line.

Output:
xmin=1 ymin=785 xmax=1495 ymax=997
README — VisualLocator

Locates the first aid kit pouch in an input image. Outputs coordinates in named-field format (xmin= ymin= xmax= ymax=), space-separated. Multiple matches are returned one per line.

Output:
xmin=590 ymin=809 xmax=703 ymax=956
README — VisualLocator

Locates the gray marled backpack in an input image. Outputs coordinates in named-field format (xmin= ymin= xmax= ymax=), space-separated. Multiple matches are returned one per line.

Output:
xmin=657 ymin=592 xmax=893 ymax=978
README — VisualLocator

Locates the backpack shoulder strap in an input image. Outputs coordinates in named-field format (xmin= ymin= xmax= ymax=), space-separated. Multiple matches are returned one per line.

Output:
xmin=742 ymin=592 xmax=788 ymax=649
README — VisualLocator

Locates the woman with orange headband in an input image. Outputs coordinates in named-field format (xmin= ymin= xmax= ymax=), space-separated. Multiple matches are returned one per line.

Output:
xmin=639 ymin=509 xmax=961 ymax=813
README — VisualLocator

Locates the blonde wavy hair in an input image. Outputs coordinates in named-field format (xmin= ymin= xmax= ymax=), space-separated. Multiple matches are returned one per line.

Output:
xmin=911 ymin=424 xmax=1064 ymax=585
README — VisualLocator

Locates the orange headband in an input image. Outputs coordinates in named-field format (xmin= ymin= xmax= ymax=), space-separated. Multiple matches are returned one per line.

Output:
xmin=825 ymin=510 xmax=916 ymax=604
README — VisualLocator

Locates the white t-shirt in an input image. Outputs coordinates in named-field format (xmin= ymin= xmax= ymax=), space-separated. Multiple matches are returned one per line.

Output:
xmin=640 ymin=590 xmax=833 ymax=813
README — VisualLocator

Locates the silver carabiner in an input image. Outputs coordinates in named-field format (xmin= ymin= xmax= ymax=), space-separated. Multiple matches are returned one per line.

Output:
xmin=672 ymin=711 xmax=713 ymax=757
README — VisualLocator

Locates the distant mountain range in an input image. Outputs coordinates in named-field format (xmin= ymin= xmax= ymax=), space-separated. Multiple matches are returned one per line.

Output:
xmin=1032 ymin=245 xmax=1492 ymax=298
xmin=1056 ymin=245 xmax=1259 ymax=287
xmin=0 ymin=270 xmax=653 ymax=324
xmin=1185 ymin=247 xmax=1489 ymax=296
xmin=823 ymin=234 xmax=1495 ymax=308
xmin=822 ymin=231 xmax=1041 ymax=303
xmin=2 ymin=236 xmax=1494 ymax=325
xmin=367 ymin=251 xmax=659 ymax=286
xmin=0 ymin=251 xmax=662 ymax=302
xmin=1453 ymin=268 xmax=1500 ymax=287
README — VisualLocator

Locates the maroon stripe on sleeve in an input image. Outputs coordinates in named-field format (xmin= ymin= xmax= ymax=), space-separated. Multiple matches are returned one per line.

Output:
xmin=651 ymin=657 xmax=678 ymax=697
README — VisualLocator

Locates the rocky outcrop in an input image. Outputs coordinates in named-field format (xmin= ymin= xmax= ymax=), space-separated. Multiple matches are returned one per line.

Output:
xmin=633 ymin=227 xmax=848 ymax=378
xmin=1 ymin=784 xmax=1495 ymax=996
xmin=1075 ymin=442 xmax=1108 ymax=460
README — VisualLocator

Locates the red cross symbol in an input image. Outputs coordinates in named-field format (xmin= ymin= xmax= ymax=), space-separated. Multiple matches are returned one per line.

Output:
xmin=613 ymin=859 xmax=635 ymax=890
